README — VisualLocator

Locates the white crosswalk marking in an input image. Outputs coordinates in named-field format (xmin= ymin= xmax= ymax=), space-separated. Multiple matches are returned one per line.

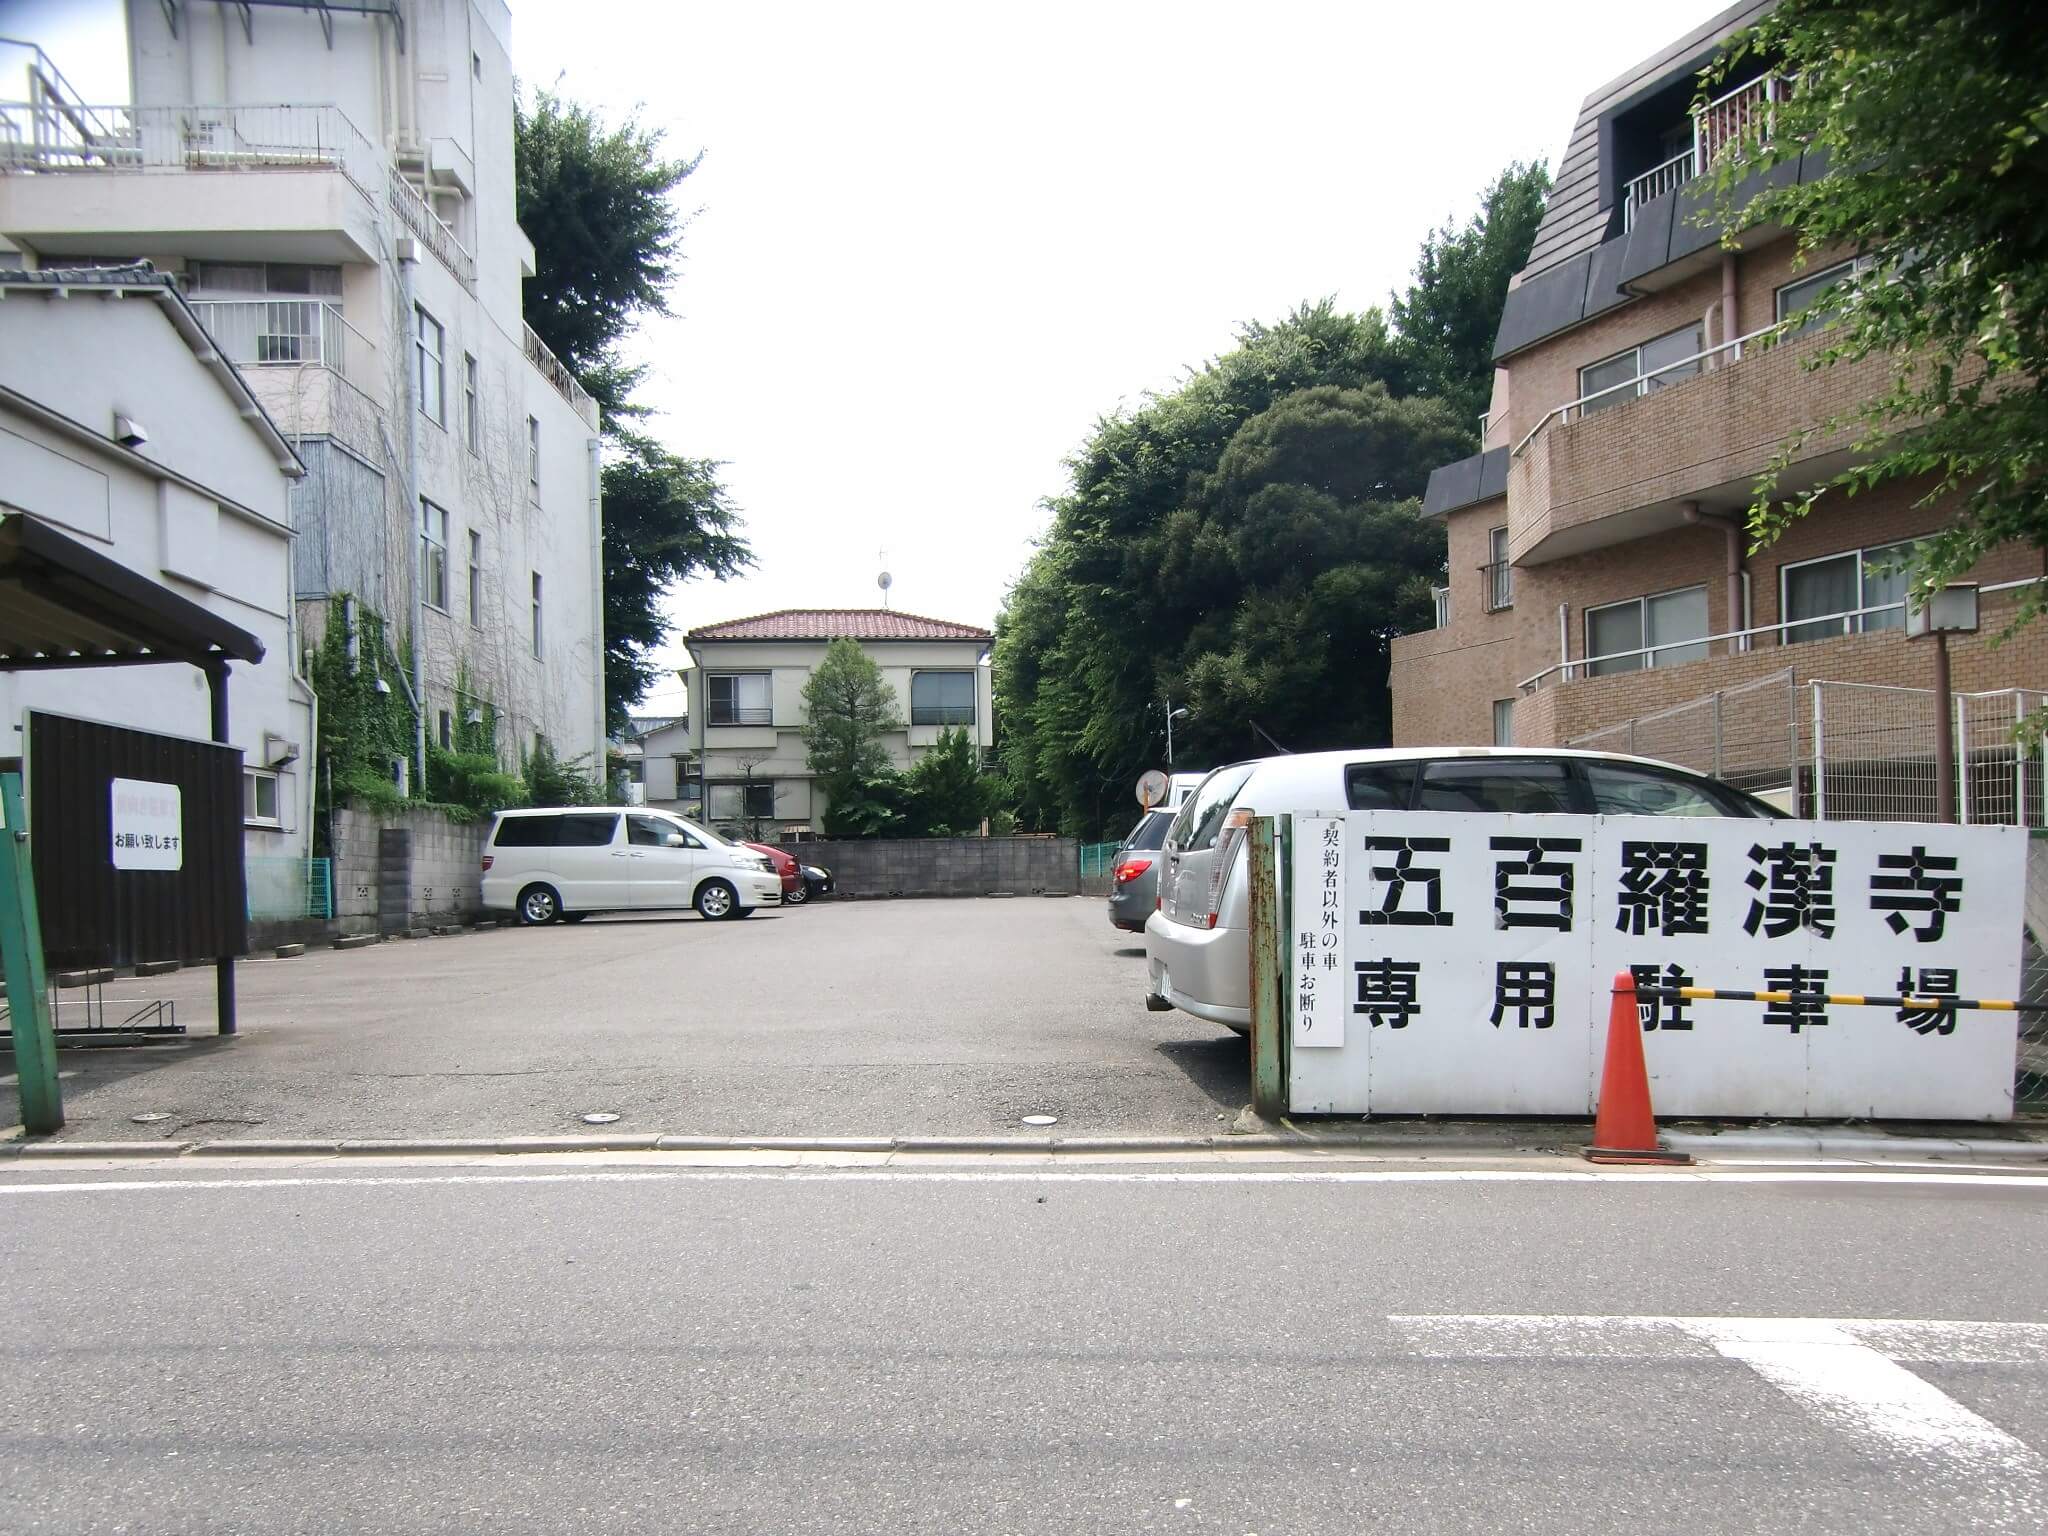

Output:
xmin=1392 ymin=1314 xmax=2048 ymax=1488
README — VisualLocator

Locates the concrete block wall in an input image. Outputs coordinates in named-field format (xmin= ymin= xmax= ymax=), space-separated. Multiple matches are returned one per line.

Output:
xmin=780 ymin=837 xmax=1078 ymax=899
xmin=331 ymin=806 xmax=488 ymax=931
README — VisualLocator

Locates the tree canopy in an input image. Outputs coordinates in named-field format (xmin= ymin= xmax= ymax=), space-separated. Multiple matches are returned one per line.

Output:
xmin=802 ymin=639 xmax=902 ymax=798
xmin=1705 ymin=0 xmax=2048 ymax=621
xmin=995 ymin=163 xmax=1548 ymax=838
xmin=514 ymin=90 xmax=751 ymax=734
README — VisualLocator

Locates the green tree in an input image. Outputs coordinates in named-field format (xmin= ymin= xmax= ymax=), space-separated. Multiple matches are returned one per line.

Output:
xmin=902 ymin=727 xmax=990 ymax=836
xmin=514 ymin=91 xmax=752 ymax=733
xmin=802 ymin=638 xmax=902 ymax=814
xmin=1703 ymin=1 xmax=2048 ymax=619
xmin=1389 ymin=161 xmax=1552 ymax=425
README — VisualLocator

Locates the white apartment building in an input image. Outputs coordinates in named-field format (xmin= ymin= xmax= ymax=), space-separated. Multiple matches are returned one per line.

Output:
xmin=655 ymin=609 xmax=995 ymax=839
xmin=0 ymin=0 xmax=606 ymax=796
xmin=0 ymin=264 xmax=309 ymax=885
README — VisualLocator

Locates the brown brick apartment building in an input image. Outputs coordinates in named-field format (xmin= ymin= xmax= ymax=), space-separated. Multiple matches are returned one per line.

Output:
xmin=1389 ymin=1 xmax=2047 ymax=810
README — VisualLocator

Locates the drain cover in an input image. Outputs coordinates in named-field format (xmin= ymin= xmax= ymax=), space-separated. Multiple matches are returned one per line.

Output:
xmin=1021 ymin=1114 xmax=1058 ymax=1128
xmin=580 ymin=1112 xmax=621 ymax=1125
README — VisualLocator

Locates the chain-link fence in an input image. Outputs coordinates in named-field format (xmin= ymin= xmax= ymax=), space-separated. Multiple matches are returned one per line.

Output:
xmin=247 ymin=857 xmax=333 ymax=921
xmin=1810 ymin=683 xmax=2048 ymax=827
xmin=1566 ymin=668 xmax=1801 ymax=804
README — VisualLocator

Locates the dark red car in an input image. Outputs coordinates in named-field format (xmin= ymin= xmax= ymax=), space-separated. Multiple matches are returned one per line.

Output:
xmin=744 ymin=841 xmax=803 ymax=904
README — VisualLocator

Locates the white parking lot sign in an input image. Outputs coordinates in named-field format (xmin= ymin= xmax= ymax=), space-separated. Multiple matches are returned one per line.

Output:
xmin=1287 ymin=812 xmax=2026 ymax=1120
xmin=109 ymin=778 xmax=183 ymax=871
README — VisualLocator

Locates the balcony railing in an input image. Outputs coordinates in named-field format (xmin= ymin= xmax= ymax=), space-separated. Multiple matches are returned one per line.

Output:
xmin=189 ymin=298 xmax=369 ymax=380
xmin=1513 ymin=322 xmax=1773 ymax=460
xmin=386 ymin=165 xmax=476 ymax=291
xmin=0 ymin=100 xmax=382 ymax=201
xmin=523 ymin=322 xmax=598 ymax=425
xmin=1623 ymin=74 xmax=1784 ymax=230
xmin=1481 ymin=558 xmax=1513 ymax=613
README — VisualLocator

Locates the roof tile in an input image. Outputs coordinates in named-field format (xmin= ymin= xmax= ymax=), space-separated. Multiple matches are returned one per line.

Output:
xmin=685 ymin=608 xmax=993 ymax=643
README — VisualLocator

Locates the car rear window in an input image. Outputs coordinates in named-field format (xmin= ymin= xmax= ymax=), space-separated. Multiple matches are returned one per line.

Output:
xmin=1346 ymin=762 xmax=1418 ymax=810
xmin=1170 ymin=765 xmax=1255 ymax=852
xmin=492 ymin=816 xmax=555 ymax=847
xmin=1122 ymin=811 xmax=1171 ymax=851
xmin=1415 ymin=760 xmax=1576 ymax=814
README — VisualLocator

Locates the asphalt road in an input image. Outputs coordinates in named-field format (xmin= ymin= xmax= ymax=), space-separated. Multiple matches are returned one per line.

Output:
xmin=5 ymin=1157 xmax=2047 ymax=1534
xmin=13 ymin=898 xmax=1248 ymax=1142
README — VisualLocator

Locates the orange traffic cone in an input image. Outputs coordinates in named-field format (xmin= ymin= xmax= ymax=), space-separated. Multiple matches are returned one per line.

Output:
xmin=1585 ymin=970 xmax=1692 ymax=1165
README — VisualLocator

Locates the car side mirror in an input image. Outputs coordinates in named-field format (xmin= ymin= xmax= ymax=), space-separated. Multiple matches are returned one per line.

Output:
xmin=663 ymin=832 xmax=687 ymax=848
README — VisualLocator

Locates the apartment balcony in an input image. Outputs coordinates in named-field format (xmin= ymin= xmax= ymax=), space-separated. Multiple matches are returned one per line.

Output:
xmin=523 ymin=322 xmax=599 ymax=428
xmin=188 ymin=298 xmax=385 ymax=455
xmin=1506 ymin=327 xmax=1896 ymax=566
xmin=0 ymin=101 xmax=383 ymax=264
xmin=1622 ymin=75 xmax=1783 ymax=232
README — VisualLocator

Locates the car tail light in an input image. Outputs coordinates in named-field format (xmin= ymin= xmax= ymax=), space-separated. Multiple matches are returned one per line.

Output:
xmin=480 ymin=854 xmax=494 ymax=872
xmin=1113 ymin=857 xmax=1152 ymax=884
xmin=1201 ymin=808 xmax=1253 ymax=930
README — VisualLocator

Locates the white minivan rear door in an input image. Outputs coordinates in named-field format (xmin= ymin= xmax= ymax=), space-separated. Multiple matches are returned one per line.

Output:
xmin=552 ymin=811 xmax=629 ymax=911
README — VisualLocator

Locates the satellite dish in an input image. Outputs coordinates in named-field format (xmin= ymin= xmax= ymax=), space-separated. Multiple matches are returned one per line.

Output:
xmin=877 ymin=569 xmax=893 ymax=609
xmin=1136 ymin=768 xmax=1170 ymax=809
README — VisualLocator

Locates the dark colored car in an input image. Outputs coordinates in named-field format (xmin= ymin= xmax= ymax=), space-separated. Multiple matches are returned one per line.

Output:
xmin=744 ymin=841 xmax=802 ymax=904
xmin=798 ymin=862 xmax=835 ymax=902
xmin=1107 ymin=808 xmax=1174 ymax=933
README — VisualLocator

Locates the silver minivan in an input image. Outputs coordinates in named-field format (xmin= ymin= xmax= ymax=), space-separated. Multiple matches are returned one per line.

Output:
xmin=481 ymin=807 xmax=783 ymax=924
xmin=1145 ymin=748 xmax=1780 ymax=1031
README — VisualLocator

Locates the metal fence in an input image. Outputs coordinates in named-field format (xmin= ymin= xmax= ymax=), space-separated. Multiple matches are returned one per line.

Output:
xmin=189 ymin=298 xmax=363 ymax=380
xmin=0 ymin=99 xmax=382 ymax=200
xmin=246 ymin=856 xmax=333 ymax=921
xmin=1078 ymin=841 xmax=1121 ymax=881
xmin=1567 ymin=668 xmax=1801 ymax=803
xmin=1811 ymin=683 xmax=2048 ymax=826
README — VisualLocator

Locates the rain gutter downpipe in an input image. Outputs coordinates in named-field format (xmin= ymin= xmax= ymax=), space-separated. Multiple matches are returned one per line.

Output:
xmin=1683 ymin=500 xmax=1747 ymax=654
xmin=396 ymin=238 xmax=427 ymax=789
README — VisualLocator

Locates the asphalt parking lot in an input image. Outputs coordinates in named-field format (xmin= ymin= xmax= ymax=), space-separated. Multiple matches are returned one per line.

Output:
xmin=10 ymin=897 xmax=1254 ymax=1143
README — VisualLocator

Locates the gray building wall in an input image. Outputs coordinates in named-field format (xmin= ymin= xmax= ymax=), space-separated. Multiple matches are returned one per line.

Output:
xmin=782 ymin=838 xmax=1077 ymax=900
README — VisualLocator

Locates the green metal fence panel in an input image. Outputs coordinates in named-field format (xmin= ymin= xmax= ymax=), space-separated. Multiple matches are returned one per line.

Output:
xmin=246 ymin=857 xmax=333 ymax=920
xmin=1077 ymin=841 xmax=1120 ymax=880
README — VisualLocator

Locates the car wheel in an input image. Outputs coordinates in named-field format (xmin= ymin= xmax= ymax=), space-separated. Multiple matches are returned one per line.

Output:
xmin=561 ymin=913 xmax=589 ymax=924
xmin=517 ymin=884 xmax=562 ymax=925
xmin=784 ymin=881 xmax=809 ymax=905
xmin=694 ymin=879 xmax=739 ymax=920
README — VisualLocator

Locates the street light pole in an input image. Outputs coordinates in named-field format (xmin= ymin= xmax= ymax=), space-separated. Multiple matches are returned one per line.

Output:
xmin=1934 ymin=629 xmax=1955 ymax=824
xmin=1164 ymin=701 xmax=1189 ymax=768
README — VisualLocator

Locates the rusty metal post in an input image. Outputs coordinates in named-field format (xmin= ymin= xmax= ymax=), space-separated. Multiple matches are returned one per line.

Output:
xmin=1246 ymin=814 xmax=1287 ymax=1119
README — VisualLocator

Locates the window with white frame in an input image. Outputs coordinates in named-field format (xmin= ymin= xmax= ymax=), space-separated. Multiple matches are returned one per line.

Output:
xmin=1491 ymin=698 xmax=1515 ymax=747
xmin=531 ymin=571 xmax=544 ymax=660
xmin=707 ymin=672 xmax=771 ymax=726
xmin=243 ymin=768 xmax=281 ymax=827
xmin=1578 ymin=322 xmax=1705 ymax=417
xmin=1776 ymin=259 xmax=1860 ymax=338
xmin=1781 ymin=541 xmax=1917 ymax=645
xmin=467 ymin=530 xmax=483 ymax=627
xmin=910 ymin=670 xmax=975 ymax=726
xmin=415 ymin=305 xmax=445 ymax=425
xmin=527 ymin=415 xmax=540 ymax=497
xmin=463 ymin=353 xmax=479 ymax=453
xmin=419 ymin=499 xmax=449 ymax=611
xmin=1585 ymin=585 xmax=1709 ymax=676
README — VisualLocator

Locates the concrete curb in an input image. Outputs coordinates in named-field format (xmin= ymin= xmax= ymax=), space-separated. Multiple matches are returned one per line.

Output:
xmin=4 ymin=1128 xmax=2044 ymax=1162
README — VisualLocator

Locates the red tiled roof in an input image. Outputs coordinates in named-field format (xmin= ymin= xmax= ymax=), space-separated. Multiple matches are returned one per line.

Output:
xmin=685 ymin=608 xmax=993 ymax=643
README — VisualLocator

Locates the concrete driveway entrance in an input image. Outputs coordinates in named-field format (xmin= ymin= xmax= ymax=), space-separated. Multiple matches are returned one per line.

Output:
xmin=14 ymin=898 xmax=1252 ymax=1143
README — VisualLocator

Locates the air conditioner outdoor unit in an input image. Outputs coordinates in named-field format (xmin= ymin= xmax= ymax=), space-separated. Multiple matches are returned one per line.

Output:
xmin=263 ymin=732 xmax=300 ymax=768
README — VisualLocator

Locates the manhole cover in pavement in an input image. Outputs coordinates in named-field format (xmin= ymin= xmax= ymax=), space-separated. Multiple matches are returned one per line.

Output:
xmin=1021 ymin=1114 xmax=1058 ymax=1127
xmin=581 ymin=1112 xmax=621 ymax=1125
xmin=130 ymin=1112 xmax=172 ymax=1124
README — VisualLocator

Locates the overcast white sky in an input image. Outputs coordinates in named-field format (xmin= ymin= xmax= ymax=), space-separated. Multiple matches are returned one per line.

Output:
xmin=6 ymin=0 xmax=1717 ymax=716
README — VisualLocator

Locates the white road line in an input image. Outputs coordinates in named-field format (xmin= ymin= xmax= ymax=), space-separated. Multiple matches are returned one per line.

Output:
xmin=1695 ymin=1318 xmax=2046 ymax=1476
xmin=2 ymin=1166 xmax=2048 ymax=1195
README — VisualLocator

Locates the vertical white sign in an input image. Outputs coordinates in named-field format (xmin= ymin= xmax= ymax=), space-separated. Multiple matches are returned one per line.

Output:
xmin=110 ymin=778 xmax=183 ymax=871
xmin=1291 ymin=816 xmax=1346 ymax=1048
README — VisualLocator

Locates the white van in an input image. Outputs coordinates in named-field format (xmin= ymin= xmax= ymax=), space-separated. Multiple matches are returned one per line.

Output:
xmin=480 ymin=807 xmax=783 ymax=924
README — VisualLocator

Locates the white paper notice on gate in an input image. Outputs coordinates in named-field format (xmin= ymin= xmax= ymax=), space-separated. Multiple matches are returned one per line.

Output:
xmin=1284 ymin=811 xmax=2026 ymax=1121
xmin=110 ymin=777 xmax=183 ymax=871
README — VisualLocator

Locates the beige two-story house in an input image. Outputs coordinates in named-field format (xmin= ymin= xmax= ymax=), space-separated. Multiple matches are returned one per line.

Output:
xmin=1389 ymin=1 xmax=2047 ymax=816
xmin=660 ymin=609 xmax=995 ymax=838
